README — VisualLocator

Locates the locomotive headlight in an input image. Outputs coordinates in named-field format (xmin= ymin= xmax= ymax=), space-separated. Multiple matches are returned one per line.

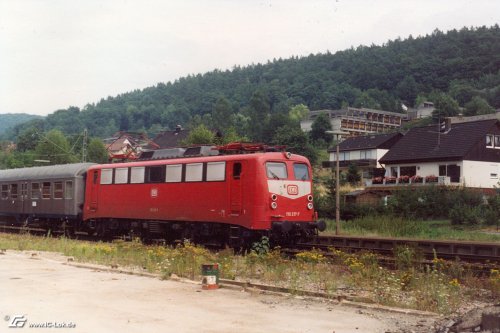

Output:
xmin=307 ymin=195 xmax=313 ymax=202
xmin=271 ymin=202 xmax=278 ymax=209
xmin=271 ymin=194 xmax=278 ymax=201
xmin=307 ymin=202 xmax=314 ymax=210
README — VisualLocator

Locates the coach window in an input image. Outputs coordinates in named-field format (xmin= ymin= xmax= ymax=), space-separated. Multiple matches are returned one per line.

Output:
xmin=114 ymin=168 xmax=129 ymax=184
xmin=42 ymin=182 xmax=51 ymax=199
xmin=10 ymin=184 xmax=18 ymax=199
xmin=207 ymin=162 xmax=225 ymax=181
xmin=1 ymin=184 xmax=8 ymax=199
xmin=186 ymin=163 xmax=203 ymax=182
xmin=146 ymin=166 xmax=165 ymax=183
xmin=165 ymin=164 xmax=182 ymax=183
xmin=266 ymin=162 xmax=287 ymax=179
xmin=100 ymin=168 xmax=113 ymax=185
xmin=54 ymin=182 xmax=63 ymax=199
xmin=293 ymin=163 xmax=310 ymax=181
xmin=130 ymin=167 xmax=145 ymax=184
xmin=64 ymin=181 xmax=73 ymax=199
xmin=31 ymin=183 xmax=41 ymax=199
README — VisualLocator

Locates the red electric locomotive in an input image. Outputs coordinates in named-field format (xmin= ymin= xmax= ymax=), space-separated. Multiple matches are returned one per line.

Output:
xmin=82 ymin=144 xmax=325 ymax=246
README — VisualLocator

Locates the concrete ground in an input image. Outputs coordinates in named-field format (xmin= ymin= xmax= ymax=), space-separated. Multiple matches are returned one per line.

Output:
xmin=0 ymin=251 xmax=435 ymax=333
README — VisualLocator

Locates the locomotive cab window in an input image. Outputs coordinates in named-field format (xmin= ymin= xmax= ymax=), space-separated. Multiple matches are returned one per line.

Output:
xmin=293 ymin=163 xmax=310 ymax=180
xmin=1 ymin=184 xmax=8 ymax=199
xmin=266 ymin=162 xmax=287 ymax=179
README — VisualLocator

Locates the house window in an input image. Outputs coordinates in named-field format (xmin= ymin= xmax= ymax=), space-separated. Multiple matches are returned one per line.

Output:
xmin=360 ymin=150 xmax=372 ymax=159
xmin=340 ymin=152 xmax=350 ymax=161
xmin=486 ymin=135 xmax=493 ymax=148
xmin=495 ymin=135 xmax=500 ymax=148
xmin=439 ymin=165 xmax=447 ymax=176
xmin=390 ymin=167 xmax=398 ymax=177
xmin=400 ymin=166 xmax=416 ymax=177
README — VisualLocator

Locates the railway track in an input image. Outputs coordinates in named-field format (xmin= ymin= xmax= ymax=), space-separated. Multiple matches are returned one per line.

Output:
xmin=297 ymin=235 xmax=500 ymax=264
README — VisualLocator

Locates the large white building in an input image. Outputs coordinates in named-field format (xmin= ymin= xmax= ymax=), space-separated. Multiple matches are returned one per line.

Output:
xmin=301 ymin=107 xmax=406 ymax=136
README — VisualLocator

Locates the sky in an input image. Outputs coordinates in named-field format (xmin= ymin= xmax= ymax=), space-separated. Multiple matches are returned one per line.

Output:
xmin=1 ymin=0 xmax=499 ymax=116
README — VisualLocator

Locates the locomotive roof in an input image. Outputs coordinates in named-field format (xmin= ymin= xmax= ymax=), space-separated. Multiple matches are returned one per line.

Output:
xmin=0 ymin=163 xmax=96 ymax=182
xmin=91 ymin=152 xmax=310 ymax=169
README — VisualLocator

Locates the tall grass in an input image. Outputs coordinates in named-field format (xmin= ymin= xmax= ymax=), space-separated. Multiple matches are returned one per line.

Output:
xmin=0 ymin=232 xmax=498 ymax=314
xmin=325 ymin=216 xmax=500 ymax=242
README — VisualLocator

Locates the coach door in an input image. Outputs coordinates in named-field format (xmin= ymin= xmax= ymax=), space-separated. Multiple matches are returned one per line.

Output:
xmin=89 ymin=170 xmax=99 ymax=212
xmin=229 ymin=161 xmax=243 ymax=215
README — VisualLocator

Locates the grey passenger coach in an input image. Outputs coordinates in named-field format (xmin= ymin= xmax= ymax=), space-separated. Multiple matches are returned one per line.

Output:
xmin=0 ymin=163 xmax=95 ymax=230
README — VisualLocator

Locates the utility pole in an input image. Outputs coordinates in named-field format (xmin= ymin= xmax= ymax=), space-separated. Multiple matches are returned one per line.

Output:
xmin=82 ymin=129 xmax=88 ymax=162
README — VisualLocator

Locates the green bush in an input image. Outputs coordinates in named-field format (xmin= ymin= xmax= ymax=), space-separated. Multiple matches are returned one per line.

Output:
xmin=449 ymin=205 xmax=481 ymax=225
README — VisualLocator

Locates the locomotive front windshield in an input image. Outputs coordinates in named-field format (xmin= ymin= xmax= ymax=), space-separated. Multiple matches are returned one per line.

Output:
xmin=266 ymin=162 xmax=310 ymax=180
xmin=293 ymin=163 xmax=310 ymax=180
xmin=266 ymin=162 xmax=288 ymax=179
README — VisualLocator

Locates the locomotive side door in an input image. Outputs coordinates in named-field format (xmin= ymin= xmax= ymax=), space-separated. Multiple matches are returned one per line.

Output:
xmin=229 ymin=161 xmax=243 ymax=215
xmin=89 ymin=170 xmax=99 ymax=212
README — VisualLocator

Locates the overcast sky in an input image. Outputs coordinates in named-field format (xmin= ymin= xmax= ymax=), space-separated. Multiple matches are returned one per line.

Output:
xmin=1 ymin=0 xmax=499 ymax=116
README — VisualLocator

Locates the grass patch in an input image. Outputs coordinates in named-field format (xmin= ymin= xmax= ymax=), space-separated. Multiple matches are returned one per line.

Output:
xmin=323 ymin=216 xmax=500 ymax=242
xmin=0 ymin=232 xmax=498 ymax=314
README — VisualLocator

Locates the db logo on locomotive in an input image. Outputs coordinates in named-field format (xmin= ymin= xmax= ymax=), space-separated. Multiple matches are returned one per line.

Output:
xmin=287 ymin=185 xmax=299 ymax=195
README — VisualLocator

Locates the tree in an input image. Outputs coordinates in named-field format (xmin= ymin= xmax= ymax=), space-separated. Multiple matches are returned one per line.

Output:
xmin=87 ymin=138 xmax=109 ymax=163
xmin=271 ymin=124 xmax=317 ymax=164
xmin=34 ymin=130 xmax=77 ymax=165
xmin=346 ymin=163 xmax=361 ymax=186
xmin=310 ymin=112 xmax=332 ymax=145
xmin=16 ymin=127 xmax=41 ymax=152
xmin=395 ymin=75 xmax=418 ymax=106
xmin=183 ymin=124 xmax=215 ymax=145
xmin=212 ymin=96 xmax=233 ymax=131
xmin=464 ymin=96 xmax=495 ymax=116
xmin=246 ymin=90 xmax=271 ymax=142
xmin=288 ymin=104 xmax=309 ymax=122
xmin=431 ymin=93 xmax=460 ymax=121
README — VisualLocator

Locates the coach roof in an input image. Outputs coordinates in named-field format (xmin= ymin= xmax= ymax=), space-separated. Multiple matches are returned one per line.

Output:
xmin=0 ymin=163 xmax=96 ymax=182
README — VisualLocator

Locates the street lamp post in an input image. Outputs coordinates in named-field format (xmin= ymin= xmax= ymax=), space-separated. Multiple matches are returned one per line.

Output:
xmin=326 ymin=130 xmax=349 ymax=235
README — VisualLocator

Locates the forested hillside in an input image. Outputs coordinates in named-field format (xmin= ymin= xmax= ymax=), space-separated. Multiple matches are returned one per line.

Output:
xmin=0 ymin=114 xmax=42 ymax=135
xmin=6 ymin=26 xmax=500 ymax=143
